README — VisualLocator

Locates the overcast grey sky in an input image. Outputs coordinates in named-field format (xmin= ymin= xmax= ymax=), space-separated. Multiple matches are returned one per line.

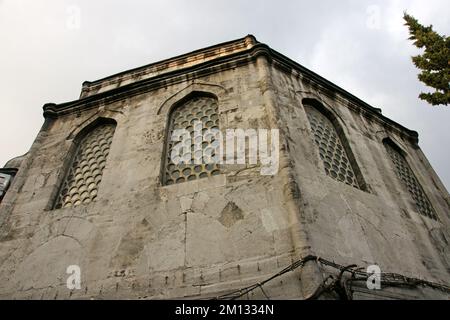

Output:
xmin=0 ymin=0 xmax=449 ymax=189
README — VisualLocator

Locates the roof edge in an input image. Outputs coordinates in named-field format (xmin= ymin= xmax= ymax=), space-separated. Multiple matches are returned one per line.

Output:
xmin=43 ymin=36 xmax=419 ymax=143
xmin=80 ymin=35 xmax=258 ymax=98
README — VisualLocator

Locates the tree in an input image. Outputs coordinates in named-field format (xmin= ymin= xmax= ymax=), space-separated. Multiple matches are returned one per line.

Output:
xmin=403 ymin=13 xmax=449 ymax=106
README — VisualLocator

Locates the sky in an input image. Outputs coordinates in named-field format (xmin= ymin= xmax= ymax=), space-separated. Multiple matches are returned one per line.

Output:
xmin=0 ymin=0 xmax=449 ymax=190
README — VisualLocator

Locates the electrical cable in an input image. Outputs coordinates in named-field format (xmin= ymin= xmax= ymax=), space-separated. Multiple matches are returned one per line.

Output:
xmin=212 ymin=255 xmax=450 ymax=300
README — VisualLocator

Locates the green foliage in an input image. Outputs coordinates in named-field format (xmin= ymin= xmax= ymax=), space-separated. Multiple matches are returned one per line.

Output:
xmin=403 ymin=13 xmax=450 ymax=106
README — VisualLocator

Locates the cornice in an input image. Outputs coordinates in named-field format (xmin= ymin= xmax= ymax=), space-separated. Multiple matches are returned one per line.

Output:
xmin=42 ymin=37 xmax=419 ymax=144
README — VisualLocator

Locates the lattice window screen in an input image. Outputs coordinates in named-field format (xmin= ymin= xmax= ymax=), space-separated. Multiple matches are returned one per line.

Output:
xmin=55 ymin=123 xmax=115 ymax=209
xmin=304 ymin=104 xmax=360 ymax=189
xmin=384 ymin=142 xmax=437 ymax=220
xmin=163 ymin=96 xmax=220 ymax=185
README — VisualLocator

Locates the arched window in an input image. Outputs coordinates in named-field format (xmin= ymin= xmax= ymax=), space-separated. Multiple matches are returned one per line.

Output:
xmin=54 ymin=122 xmax=116 ymax=209
xmin=384 ymin=140 xmax=436 ymax=220
xmin=304 ymin=102 xmax=360 ymax=189
xmin=163 ymin=94 xmax=220 ymax=185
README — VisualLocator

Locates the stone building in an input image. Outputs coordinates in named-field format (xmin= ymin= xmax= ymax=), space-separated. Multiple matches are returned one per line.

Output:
xmin=0 ymin=35 xmax=449 ymax=300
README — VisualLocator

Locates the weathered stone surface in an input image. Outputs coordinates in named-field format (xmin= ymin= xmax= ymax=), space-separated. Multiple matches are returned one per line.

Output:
xmin=218 ymin=202 xmax=244 ymax=228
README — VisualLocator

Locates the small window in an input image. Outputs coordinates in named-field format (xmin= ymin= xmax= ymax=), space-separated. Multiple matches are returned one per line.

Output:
xmin=54 ymin=123 xmax=116 ymax=209
xmin=162 ymin=95 xmax=220 ymax=186
xmin=304 ymin=103 xmax=360 ymax=189
xmin=384 ymin=141 xmax=437 ymax=220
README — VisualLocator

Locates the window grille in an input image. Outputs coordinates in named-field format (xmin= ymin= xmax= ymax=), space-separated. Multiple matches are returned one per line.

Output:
xmin=304 ymin=104 xmax=360 ymax=189
xmin=55 ymin=123 xmax=115 ymax=209
xmin=163 ymin=96 xmax=220 ymax=185
xmin=384 ymin=142 xmax=437 ymax=220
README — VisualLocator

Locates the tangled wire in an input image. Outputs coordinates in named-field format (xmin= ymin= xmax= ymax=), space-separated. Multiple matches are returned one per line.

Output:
xmin=212 ymin=255 xmax=450 ymax=300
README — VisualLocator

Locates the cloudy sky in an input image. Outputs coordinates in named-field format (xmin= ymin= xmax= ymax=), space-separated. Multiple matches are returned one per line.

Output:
xmin=0 ymin=0 xmax=449 ymax=189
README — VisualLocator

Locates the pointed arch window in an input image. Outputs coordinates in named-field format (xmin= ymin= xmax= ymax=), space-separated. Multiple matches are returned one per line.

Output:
xmin=304 ymin=102 xmax=360 ymax=189
xmin=163 ymin=94 xmax=220 ymax=186
xmin=54 ymin=122 xmax=116 ymax=209
xmin=384 ymin=140 xmax=436 ymax=220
